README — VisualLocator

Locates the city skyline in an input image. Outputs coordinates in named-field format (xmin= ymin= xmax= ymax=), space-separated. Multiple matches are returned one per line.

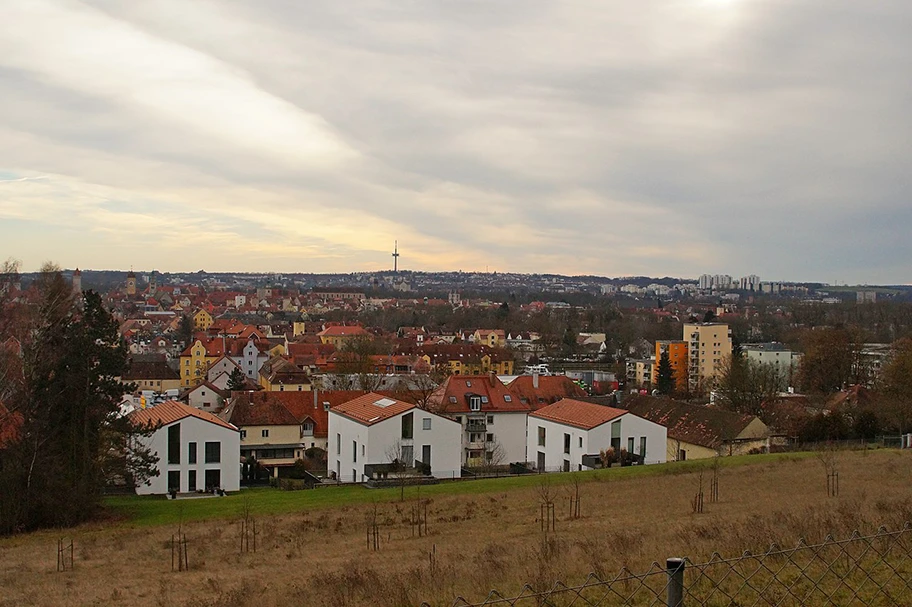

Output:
xmin=2 ymin=1 xmax=911 ymax=282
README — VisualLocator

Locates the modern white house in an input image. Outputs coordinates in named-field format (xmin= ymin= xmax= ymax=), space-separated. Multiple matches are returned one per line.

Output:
xmin=527 ymin=398 xmax=667 ymax=472
xmin=328 ymin=392 xmax=461 ymax=483
xmin=129 ymin=400 xmax=240 ymax=495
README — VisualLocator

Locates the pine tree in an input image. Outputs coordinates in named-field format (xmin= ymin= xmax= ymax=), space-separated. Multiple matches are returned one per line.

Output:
xmin=656 ymin=349 xmax=675 ymax=395
xmin=227 ymin=367 xmax=247 ymax=392
xmin=0 ymin=265 xmax=158 ymax=534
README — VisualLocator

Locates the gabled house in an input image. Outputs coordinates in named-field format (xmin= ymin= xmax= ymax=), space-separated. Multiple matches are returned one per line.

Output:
xmin=528 ymin=398 xmax=667 ymax=471
xmin=129 ymin=400 xmax=240 ymax=495
xmin=183 ymin=381 xmax=227 ymax=412
xmin=206 ymin=355 xmax=242 ymax=383
xmin=620 ymin=395 xmax=769 ymax=460
xmin=121 ymin=357 xmax=181 ymax=392
xmin=328 ymin=392 xmax=461 ymax=483
xmin=258 ymin=355 xmax=311 ymax=392
xmin=221 ymin=393 xmax=310 ymax=477
xmin=429 ymin=374 xmax=531 ymax=466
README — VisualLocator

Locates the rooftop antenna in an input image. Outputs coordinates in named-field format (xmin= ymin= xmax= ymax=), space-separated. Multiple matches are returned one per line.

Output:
xmin=392 ymin=241 xmax=400 ymax=273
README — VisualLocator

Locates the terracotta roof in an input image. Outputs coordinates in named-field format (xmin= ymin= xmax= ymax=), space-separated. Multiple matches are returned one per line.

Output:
xmin=430 ymin=374 xmax=530 ymax=414
xmin=130 ymin=400 xmax=237 ymax=432
xmin=332 ymin=392 xmax=415 ymax=426
xmin=530 ymin=398 xmax=627 ymax=430
xmin=619 ymin=395 xmax=765 ymax=449
xmin=222 ymin=395 xmax=300 ymax=426
xmin=509 ymin=375 xmax=587 ymax=409
xmin=318 ymin=325 xmax=369 ymax=337
xmin=226 ymin=391 xmax=332 ymax=436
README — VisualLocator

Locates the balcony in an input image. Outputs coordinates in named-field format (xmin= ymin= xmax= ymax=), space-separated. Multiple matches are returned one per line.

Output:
xmin=465 ymin=419 xmax=487 ymax=433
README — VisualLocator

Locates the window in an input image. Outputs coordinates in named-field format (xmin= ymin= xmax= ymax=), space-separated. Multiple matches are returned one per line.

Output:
xmin=336 ymin=433 xmax=341 ymax=455
xmin=487 ymin=415 xmax=494 ymax=424
xmin=240 ymin=430 xmax=247 ymax=439
xmin=639 ymin=437 xmax=647 ymax=457
xmin=205 ymin=469 xmax=221 ymax=490
xmin=455 ymin=416 xmax=462 ymax=424
xmin=167 ymin=424 xmax=180 ymax=465
xmin=261 ymin=429 xmax=269 ymax=438
xmin=204 ymin=441 xmax=220 ymax=464
xmin=579 ymin=437 xmax=583 ymax=448
xmin=469 ymin=396 xmax=481 ymax=411
xmin=627 ymin=437 xmax=635 ymax=454
xmin=449 ymin=396 xmax=457 ymax=404
xmin=402 ymin=412 xmax=414 ymax=439
xmin=564 ymin=433 xmax=571 ymax=455
xmin=323 ymin=401 xmax=330 ymax=411
xmin=353 ymin=441 xmax=357 ymax=463
xmin=188 ymin=442 xmax=197 ymax=465
xmin=466 ymin=381 xmax=472 ymax=387
xmin=486 ymin=433 xmax=494 ymax=442
xmin=168 ymin=471 xmax=180 ymax=492
xmin=538 ymin=426 xmax=546 ymax=447
xmin=481 ymin=396 xmax=489 ymax=403
xmin=188 ymin=470 xmax=197 ymax=492
xmin=301 ymin=421 xmax=314 ymax=436
xmin=503 ymin=395 xmax=512 ymax=402
xmin=422 ymin=417 xmax=432 ymax=431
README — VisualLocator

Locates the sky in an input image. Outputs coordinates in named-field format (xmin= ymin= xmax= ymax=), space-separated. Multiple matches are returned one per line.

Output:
xmin=0 ymin=1 xmax=910 ymax=283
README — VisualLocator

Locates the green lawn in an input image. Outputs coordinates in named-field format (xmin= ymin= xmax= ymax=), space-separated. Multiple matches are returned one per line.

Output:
xmin=103 ymin=451 xmax=819 ymax=528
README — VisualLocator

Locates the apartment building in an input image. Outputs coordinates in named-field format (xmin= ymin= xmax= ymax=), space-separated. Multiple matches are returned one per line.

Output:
xmin=683 ymin=323 xmax=732 ymax=393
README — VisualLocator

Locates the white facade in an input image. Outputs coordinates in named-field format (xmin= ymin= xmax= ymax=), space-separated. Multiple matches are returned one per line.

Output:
xmin=227 ymin=338 xmax=270 ymax=380
xmin=453 ymin=411 xmax=528 ymax=465
xmin=329 ymin=408 xmax=462 ymax=483
xmin=527 ymin=413 xmax=666 ymax=472
xmin=135 ymin=415 xmax=240 ymax=495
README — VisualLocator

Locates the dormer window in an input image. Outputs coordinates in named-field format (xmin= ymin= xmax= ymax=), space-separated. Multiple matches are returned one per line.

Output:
xmin=466 ymin=381 xmax=472 ymax=387
xmin=323 ymin=401 xmax=330 ymax=411
xmin=481 ymin=396 xmax=489 ymax=403
xmin=469 ymin=396 xmax=482 ymax=411
xmin=449 ymin=396 xmax=457 ymax=404
xmin=504 ymin=395 xmax=512 ymax=402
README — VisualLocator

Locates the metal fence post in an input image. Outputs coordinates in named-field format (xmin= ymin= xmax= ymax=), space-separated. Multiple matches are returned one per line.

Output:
xmin=666 ymin=558 xmax=685 ymax=607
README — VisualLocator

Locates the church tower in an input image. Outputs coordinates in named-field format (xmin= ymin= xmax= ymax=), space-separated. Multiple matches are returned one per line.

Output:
xmin=126 ymin=269 xmax=136 ymax=296
xmin=72 ymin=268 xmax=82 ymax=294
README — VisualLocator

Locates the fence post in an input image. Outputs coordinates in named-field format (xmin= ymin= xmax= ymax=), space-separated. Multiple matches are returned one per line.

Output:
xmin=666 ymin=558 xmax=685 ymax=607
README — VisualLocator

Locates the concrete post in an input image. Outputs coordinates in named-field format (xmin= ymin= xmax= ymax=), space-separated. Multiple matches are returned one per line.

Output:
xmin=666 ymin=558 xmax=685 ymax=607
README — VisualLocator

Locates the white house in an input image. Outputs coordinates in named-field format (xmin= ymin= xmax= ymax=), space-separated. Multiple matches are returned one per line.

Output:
xmin=329 ymin=392 xmax=461 ymax=483
xmin=527 ymin=398 xmax=667 ymax=472
xmin=429 ymin=374 xmax=531 ymax=466
xmin=129 ymin=400 xmax=240 ymax=495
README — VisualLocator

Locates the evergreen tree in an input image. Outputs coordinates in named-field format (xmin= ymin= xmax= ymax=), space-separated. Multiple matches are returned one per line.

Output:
xmin=0 ymin=265 xmax=157 ymax=534
xmin=227 ymin=367 xmax=247 ymax=392
xmin=656 ymin=350 xmax=675 ymax=395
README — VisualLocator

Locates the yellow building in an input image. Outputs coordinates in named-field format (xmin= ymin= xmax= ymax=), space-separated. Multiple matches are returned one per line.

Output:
xmin=473 ymin=329 xmax=506 ymax=348
xmin=317 ymin=325 xmax=369 ymax=348
xmin=258 ymin=356 xmax=312 ymax=392
xmin=655 ymin=340 xmax=689 ymax=393
xmin=683 ymin=322 xmax=732 ymax=394
xmin=179 ymin=338 xmax=224 ymax=388
xmin=193 ymin=309 xmax=214 ymax=332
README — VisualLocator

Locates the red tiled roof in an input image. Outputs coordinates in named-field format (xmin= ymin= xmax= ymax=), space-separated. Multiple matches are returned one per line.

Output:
xmin=509 ymin=375 xmax=587 ymax=409
xmin=530 ymin=398 xmax=627 ymax=430
xmin=318 ymin=325 xmax=369 ymax=337
xmin=430 ymin=374 xmax=530 ymax=414
xmin=130 ymin=400 xmax=237 ymax=431
xmin=332 ymin=392 xmax=415 ymax=426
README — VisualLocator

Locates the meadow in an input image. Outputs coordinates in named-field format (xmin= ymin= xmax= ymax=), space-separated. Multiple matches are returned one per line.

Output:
xmin=1 ymin=449 xmax=909 ymax=607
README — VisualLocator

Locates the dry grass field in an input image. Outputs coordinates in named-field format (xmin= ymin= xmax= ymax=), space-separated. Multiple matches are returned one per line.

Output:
xmin=1 ymin=449 xmax=911 ymax=607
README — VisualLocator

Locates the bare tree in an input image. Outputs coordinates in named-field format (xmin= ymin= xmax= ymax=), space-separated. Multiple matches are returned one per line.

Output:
xmin=384 ymin=440 xmax=416 ymax=501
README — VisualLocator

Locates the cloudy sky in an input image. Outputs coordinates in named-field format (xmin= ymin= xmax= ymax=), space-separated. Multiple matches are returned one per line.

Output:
xmin=1 ymin=1 xmax=910 ymax=283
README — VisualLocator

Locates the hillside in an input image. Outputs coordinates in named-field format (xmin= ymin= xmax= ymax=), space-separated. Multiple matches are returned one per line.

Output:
xmin=1 ymin=450 xmax=910 ymax=607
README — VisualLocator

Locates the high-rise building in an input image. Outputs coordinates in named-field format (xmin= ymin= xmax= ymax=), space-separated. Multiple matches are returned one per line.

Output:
xmin=698 ymin=274 xmax=713 ymax=290
xmin=655 ymin=340 xmax=689 ymax=392
xmin=683 ymin=322 xmax=732 ymax=393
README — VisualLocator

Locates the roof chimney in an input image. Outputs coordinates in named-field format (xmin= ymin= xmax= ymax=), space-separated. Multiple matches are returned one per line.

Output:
xmin=533 ymin=372 xmax=539 ymax=389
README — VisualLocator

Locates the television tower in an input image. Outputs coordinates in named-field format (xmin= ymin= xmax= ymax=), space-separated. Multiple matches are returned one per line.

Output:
xmin=392 ymin=241 xmax=400 ymax=273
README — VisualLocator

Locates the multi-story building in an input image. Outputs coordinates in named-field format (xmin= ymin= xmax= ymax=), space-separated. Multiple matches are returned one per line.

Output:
xmin=683 ymin=322 xmax=732 ymax=393
xmin=742 ymin=342 xmax=800 ymax=391
xmin=655 ymin=340 xmax=689 ymax=393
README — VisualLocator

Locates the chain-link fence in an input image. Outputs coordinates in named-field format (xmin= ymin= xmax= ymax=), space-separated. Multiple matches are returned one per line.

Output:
xmin=420 ymin=523 xmax=912 ymax=606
